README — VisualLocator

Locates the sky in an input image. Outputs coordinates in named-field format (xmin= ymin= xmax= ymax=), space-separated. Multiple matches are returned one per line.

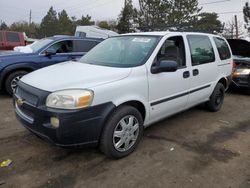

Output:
xmin=0 ymin=0 xmax=248 ymax=26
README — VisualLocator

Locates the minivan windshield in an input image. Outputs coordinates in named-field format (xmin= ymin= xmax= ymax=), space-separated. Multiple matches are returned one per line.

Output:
xmin=79 ymin=36 xmax=159 ymax=67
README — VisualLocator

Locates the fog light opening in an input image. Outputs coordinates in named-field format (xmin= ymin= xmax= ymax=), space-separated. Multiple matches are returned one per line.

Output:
xmin=50 ymin=117 xmax=60 ymax=128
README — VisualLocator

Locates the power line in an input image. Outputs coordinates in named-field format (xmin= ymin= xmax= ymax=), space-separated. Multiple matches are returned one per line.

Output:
xmin=200 ymin=0 xmax=230 ymax=5
xmin=217 ymin=11 xmax=243 ymax=15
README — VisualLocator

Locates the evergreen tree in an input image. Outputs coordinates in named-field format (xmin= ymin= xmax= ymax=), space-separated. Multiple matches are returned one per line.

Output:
xmin=243 ymin=2 xmax=250 ymax=32
xmin=192 ymin=12 xmax=223 ymax=33
xmin=40 ymin=6 xmax=58 ymax=37
xmin=98 ymin=21 xmax=110 ymax=30
xmin=134 ymin=0 xmax=201 ymax=31
xmin=0 ymin=21 xmax=8 ymax=30
xmin=76 ymin=15 xmax=95 ymax=26
xmin=166 ymin=0 xmax=201 ymax=29
xmin=117 ymin=0 xmax=134 ymax=33
xmin=58 ymin=9 xmax=74 ymax=35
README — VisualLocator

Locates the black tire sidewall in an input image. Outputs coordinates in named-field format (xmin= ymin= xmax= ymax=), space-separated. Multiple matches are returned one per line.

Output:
xmin=100 ymin=105 xmax=143 ymax=159
xmin=207 ymin=83 xmax=225 ymax=112
xmin=5 ymin=71 xmax=28 ymax=95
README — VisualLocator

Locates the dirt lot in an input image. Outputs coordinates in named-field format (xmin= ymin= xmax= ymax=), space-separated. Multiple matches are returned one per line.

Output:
xmin=0 ymin=89 xmax=250 ymax=188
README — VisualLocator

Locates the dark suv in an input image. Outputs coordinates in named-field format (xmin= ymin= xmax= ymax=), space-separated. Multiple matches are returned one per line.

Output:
xmin=0 ymin=36 xmax=103 ymax=94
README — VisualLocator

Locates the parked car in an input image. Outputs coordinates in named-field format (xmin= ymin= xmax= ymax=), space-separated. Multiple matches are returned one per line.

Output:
xmin=0 ymin=31 xmax=26 ymax=51
xmin=0 ymin=36 xmax=103 ymax=94
xmin=227 ymin=39 xmax=250 ymax=91
xmin=14 ymin=32 xmax=232 ymax=158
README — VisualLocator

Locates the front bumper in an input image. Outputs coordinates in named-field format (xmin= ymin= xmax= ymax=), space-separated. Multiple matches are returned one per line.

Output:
xmin=232 ymin=74 xmax=250 ymax=88
xmin=14 ymin=82 xmax=115 ymax=147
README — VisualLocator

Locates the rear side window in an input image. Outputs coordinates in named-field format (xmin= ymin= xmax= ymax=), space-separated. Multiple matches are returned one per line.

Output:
xmin=187 ymin=35 xmax=215 ymax=66
xmin=73 ymin=40 xmax=97 ymax=52
xmin=213 ymin=37 xmax=231 ymax=60
xmin=6 ymin=32 xmax=20 ymax=42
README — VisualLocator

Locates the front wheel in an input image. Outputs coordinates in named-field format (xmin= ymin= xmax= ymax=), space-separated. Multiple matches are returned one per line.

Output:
xmin=5 ymin=70 xmax=28 ymax=95
xmin=100 ymin=105 xmax=143 ymax=159
xmin=206 ymin=83 xmax=225 ymax=112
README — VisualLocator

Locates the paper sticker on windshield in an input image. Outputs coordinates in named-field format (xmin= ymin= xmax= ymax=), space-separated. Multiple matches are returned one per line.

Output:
xmin=132 ymin=38 xmax=151 ymax=43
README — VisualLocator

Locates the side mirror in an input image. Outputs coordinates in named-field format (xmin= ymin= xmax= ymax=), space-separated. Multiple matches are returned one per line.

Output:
xmin=45 ymin=48 xmax=56 ymax=56
xmin=151 ymin=60 xmax=178 ymax=74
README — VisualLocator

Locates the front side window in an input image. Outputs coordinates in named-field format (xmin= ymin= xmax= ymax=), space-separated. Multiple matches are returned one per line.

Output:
xmin=155 ymin=36 xmax=186 ymax=68
xmin=73 ymin=40 xmax=97 ymax=52
xmin=46 ymin=40 xmax=73 ymax=54
xmin=213 ymin=37 xmax=231 ymax=60
xmin=6 ymin=32 xmax=20 ymax=42
xmin=79 ymin=36 xmax=159 ymax=67
xmin=187 ymin=35 xmax=215 ymax=66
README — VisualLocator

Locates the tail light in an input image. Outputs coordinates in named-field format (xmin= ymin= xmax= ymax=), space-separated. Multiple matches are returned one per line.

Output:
xmin=232 ymin=61 xmax=236 ymax=73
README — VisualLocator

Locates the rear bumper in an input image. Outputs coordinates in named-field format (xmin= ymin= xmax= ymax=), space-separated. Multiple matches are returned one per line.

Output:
xmin=14 ymin=94 xmax=115 ymax=147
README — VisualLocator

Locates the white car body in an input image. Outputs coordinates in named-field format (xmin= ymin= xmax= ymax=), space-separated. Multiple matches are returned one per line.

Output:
xmin=21 ymin=31 xmax=232 ymax=127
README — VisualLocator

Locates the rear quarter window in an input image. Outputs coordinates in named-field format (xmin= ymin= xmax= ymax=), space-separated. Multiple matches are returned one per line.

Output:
xmin=6 ymin=32 xmax=20 ymax=42
xmin=187 ymin=35 xmax=215 ymax=66
xmin=213 ymin=37 xmax=231 ymax=60
xmin=73 ymin=40 xmax=98 ymax=52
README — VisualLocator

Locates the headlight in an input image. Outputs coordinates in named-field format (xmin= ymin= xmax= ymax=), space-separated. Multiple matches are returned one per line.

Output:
xmin=46 ymin=89 xmax=94 ymax=109
xmin=234 ymin=69 xmax=250 ymax=76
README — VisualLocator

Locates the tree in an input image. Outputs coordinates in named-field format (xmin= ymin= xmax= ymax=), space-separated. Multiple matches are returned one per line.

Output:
xmin=134 ymin=0 xmax=201 ymax=31
xmin=75 ymin=15 xmax=95 ymax=26
xmin=9 ymin=21 xmax=40 ymax=38
xmin=192 ymin=12 xmax=223 ymax=33
xmin=98 ymin=21 xmax=110 ymax=30
xmin=243 ymin=2 xmax=250 ymax=32
xmin=117 ymin=0 xmax=134 ymax=33
xmin=0 ymin=21 xmax=8 ymax=30
xmin=40 ymin=6 xmax=58 ymax=37
xmin=58 ymin=9 xmax=74 ymax=35
xmin=166 ymin=0 xmax=201 ymax=29
xmin=134 ymin=0 xmax=168 ymax=31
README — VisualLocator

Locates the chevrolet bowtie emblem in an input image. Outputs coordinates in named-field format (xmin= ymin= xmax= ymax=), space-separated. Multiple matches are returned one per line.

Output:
xmin=16 ymin=98 xmax=24 ymax=107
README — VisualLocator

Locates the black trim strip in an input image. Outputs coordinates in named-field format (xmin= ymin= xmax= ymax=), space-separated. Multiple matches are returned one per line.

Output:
xmin=150 ymin=84 xmax=211 ymax=106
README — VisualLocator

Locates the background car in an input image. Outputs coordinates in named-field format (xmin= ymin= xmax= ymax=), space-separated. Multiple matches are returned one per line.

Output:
xmin=0 ymin=35 xmax=103 ymax=95
xmin=0 ymin=31 xmax=26 ymax=51
xmin=227 ymin=39 xmax=250 ymax=92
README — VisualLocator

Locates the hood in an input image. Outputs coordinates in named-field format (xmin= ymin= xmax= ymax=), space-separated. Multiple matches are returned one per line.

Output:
xmin=227 ymin=39 xmax=250 ymax=57
xmin=0 ymin=50 xmax=23 ymax=56
xmin=21 ymin=61 xmax=132 ymax=92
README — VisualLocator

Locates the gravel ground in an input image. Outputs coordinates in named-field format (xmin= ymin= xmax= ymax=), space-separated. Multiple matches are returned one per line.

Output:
xmin=0 ymin=89 xmax=249 ymax=188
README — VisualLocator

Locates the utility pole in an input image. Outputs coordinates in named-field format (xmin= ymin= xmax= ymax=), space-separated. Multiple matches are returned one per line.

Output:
xmin=29 ymin=10 xmax=32 ymax=25
xmin=235 ymin=15 xmax=239 ymax=39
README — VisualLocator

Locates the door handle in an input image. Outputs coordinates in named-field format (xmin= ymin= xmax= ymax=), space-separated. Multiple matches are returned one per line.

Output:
xmin=183 ymin=71 xmax=190 ymax=79
xmin=193 ymin=69 xmax=199 ymax=76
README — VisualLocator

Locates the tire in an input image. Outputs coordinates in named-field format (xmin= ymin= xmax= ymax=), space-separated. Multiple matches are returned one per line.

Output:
xmin=5 ymin=70 xmax=28 ymax=95
xmin=100 ymin=105 xmax=144 ymax=159
xmin=206 ymin=83 xmax=225 ymax=112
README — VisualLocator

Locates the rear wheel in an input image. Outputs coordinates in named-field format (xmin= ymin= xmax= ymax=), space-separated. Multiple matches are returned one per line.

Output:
xmin=5 ymin=70 xmax=28 ymax=95
xmin=100 ymin=105 xmax=143 ymax=159
xmin=206 ymin=83 xmax=225 ymax=112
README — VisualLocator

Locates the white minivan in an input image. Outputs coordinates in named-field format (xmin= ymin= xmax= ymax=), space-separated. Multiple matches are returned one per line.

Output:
xmin=14 ymin=32 xmax=233 ymax=158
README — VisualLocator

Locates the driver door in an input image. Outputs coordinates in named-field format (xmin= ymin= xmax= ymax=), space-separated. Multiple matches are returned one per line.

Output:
xmin=148 ymin=36 xmax=191 ymax=123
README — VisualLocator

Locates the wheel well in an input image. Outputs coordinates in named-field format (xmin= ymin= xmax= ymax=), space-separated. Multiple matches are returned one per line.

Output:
xmin=119 ymin=101 xmax=146 ymax=121
xmin=218 ymin=77 xmax=227 ymax=89
xmin=1 ymin=68 xmax=33 ymax=90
